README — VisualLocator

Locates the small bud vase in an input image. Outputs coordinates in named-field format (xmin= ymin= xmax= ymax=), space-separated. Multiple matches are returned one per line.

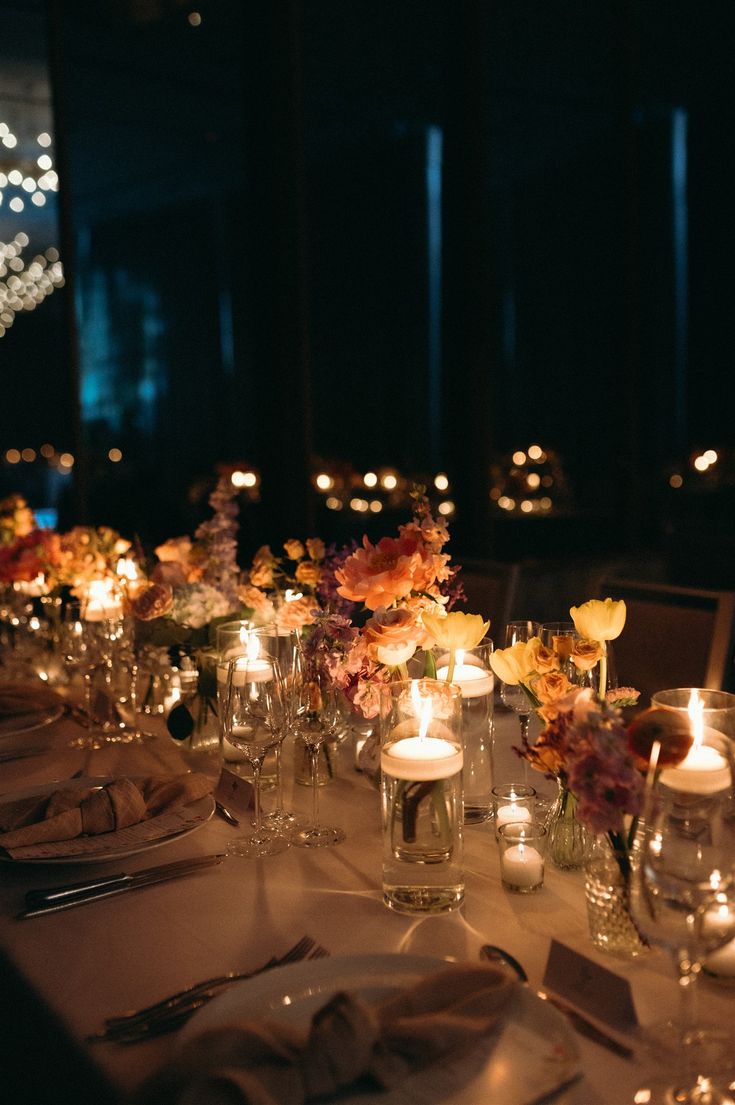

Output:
xmin=547 ymin=781 xmax=588 ymax=870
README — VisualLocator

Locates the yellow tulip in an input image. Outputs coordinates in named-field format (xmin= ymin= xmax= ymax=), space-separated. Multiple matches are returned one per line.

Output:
xmin=489 ymin=639 xmax=538 ymax=685
xmin=569 ymin=598 xmax=626 ymax=642
xmin=422 ymin=610 xmax=490 ymax=653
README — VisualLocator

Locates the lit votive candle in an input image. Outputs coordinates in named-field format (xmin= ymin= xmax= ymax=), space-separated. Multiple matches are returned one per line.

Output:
xmin=498 ymin=822 xmax=546 ymax=893
xmin=435 ymin=654 xmax=494 ymax=699
xmin=659 ymin=730 xmax=731 ymax=795
xmin=496 ymin=802 xmax=533 ymax=828
xmin=382 ymin=735 xmax=463 ymax=782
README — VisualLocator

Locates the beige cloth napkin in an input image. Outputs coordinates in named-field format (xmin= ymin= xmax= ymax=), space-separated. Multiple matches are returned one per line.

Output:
xmin=0 ymin=773 xmax=214 ymax=850
xmin=136 ymin=962 xmax=516 ymax=1105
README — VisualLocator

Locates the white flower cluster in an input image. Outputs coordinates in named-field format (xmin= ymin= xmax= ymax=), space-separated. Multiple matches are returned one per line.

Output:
xmin=170 ymin=582 xmax=231 ymax=629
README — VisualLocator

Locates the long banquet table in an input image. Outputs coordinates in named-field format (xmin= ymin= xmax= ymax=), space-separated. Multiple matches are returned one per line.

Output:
xmin=1 ymin=685 xmax=734 ymax=1105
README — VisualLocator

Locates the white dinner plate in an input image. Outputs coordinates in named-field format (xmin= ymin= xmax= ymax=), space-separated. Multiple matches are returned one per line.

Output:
xmin=0 ymin=775 xmax=215 ymax=864
xmin=0 ymin=683 xmax=64 ymax=739
xmin=179 ymin=954 xmax=581 ymax=1105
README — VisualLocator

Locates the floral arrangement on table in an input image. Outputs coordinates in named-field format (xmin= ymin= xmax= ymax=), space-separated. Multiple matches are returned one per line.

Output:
xmin=0 ymin=494 xmax=36 ymax=545
xmin=298 ymin=488 xmax=483 ymax=720
xmin=489 ymin=598 xmax=641 ymax=870
xmin=131 ymin=473 xmax=245 ymax=648
xmin=238 ymin=536 xmax=328 ymax=632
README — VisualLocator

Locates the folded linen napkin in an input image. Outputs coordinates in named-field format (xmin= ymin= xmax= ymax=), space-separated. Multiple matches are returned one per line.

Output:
xmin=136 ymin=962 xmax=516 ymax=1105
xmin=0 ymin=682 xmax=60 ymax=724
xmin=0 ymin=773 xmax=214 ymax=850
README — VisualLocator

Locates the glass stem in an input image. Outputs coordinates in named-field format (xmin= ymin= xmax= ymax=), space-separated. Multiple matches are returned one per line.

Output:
xmin=310 ymin=743 xmax=321 ymax=830
xmin=83 ymin=669 xmax=94 ymax=725
xmin=273 ymin=743 xmax=283 ymax=816
xmin=251 ymin=759 xmax=264 ymax=837
xmin=519 ymin=713 xmax=530 ymax=783
xmin=674 ymin=947 xmax=701 ymax=1043
xmin=130 ymin=661 xmax=140 ymax=740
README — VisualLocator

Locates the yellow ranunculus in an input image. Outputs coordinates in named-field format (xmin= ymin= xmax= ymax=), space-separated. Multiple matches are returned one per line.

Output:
xmin=489 ymin=639 xmax=539 ymax=685
xmin=421 ymin=610 xmax=489 ymax=652
xmin=569 ymin=598 xmax=626 ymax=642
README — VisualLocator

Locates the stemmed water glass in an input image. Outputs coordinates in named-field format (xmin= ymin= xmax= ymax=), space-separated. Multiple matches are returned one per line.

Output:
xmin=290 ymin=653 xmax=345 ymax=848
xmin=629 ymin=734 xmax=735 ymax=1103
xmin=500 ymin=620 xmax=541 ymax=753
xmin=59 ymin=602 xmax=106 ymax=750
xmin=221 ymin=654 xmax=290 ymax=858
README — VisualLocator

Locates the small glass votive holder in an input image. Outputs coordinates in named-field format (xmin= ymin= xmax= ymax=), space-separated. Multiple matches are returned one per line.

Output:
xmin=498 ymin=822 xmax=547 ymax=893
xmin=492 ymin=783 xmax=536 ymax=836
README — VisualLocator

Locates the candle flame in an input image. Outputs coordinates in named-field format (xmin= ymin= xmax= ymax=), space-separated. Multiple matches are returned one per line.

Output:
xmin=410 ymin=680 xmax=434 ymax=741
xmin=246 ymin=633 xmax=261 ymax=662
xmin=687 ymin=689 xmax=704 ymax=751
xmin=116 ymin=557 xmax=138 ymax=581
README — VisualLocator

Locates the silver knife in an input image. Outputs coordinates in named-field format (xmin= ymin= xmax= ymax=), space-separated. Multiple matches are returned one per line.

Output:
xmin=19 ymin=854 xmax=226 ymax=918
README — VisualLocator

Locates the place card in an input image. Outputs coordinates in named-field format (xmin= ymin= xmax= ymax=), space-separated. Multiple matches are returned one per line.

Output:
xmin=215 ymin=767 xmax=254 ymax=813
xmin=543 ymin=939 xmax=639 ymax=1031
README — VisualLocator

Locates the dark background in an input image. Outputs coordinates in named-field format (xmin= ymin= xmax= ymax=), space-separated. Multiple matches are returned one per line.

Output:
xmin=1 ymin=0 xmax=734 ymax=588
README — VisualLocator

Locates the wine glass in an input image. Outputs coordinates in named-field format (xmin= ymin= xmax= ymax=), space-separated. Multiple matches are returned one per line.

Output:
xmin=246 ymin=627 xmax=301 ymax=830
xmin=221 ymin=654 xmax=290 ymax=858
xmin=59 ymin=602 xmax=105 ymax=750
xmin=630 ymin=735 xmax=735 ymax=1103
xmin=290 ymin=653 xmax=345 ymax=848
xmin=500 ymin=621 xmax=541 ymax=761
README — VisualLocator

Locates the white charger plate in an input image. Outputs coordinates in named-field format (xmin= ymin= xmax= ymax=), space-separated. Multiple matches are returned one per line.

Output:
xmin=178 ymin=953 xmax=581 ymax=1105
xmin=0 ymin=775 xmax=215 ymax=864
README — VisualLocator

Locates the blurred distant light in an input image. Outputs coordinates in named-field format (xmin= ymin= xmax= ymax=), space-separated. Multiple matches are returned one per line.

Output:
xmin=369 ymin=500 xmax=383 ymax=513
xmin=325 ymin=496 xmax=342 ymax=511
xmin=40 ymin=443 xmax=54 ymax=458
xmin=2 ymin=133 xmax=17 ymax=148
xmin=527 ymin=473 xmax=541 ymax=489
xmin=9 ymin=197 xmax=23 ymax=212
xmin=108 ymin=448 xmax=123 ymax=463
xmin=58 ymin=452 xmax=74 ymax=468
xmin=363 ymin=471 xmax=378 ymax=488
xmin=350 ymin=497 xmax=369 ymax=512
xmin=381 ymin=473 xmax=397 ymax=490
xmin=438 ymin=500 xmax=455 ymax=516
xmin=22 ymin=177 xmax=36 ymax=192
xmin=315 ymin=472 xmax=333 ymax=491
xmin=540 ymin=497 xmax=553 ymax=510
xmin=434 ymin=472 xmax=449 ymax=492
xmin=489 ymin=486 xmax=501 ymax=501
xmin=498 ymin=496 xmax=515 ymax=511
xmin=37 ymin=132 xmax=52 ymax=147
xmin=512 ymin=451 xmax=526 ymax=466
xmin=188 ymin=10 xmax=202 ymax=25
xmin=520 ymin=500 xmax=534 ymax=513
xmin=528 ymin=444 xmax=544 ymax=461
xmin=37 ymin=154 xmax=52 ymax=170
xmin=21 ymin=448 xmax=36 ymax=462
xmin=8 ymin=170 xmax=22 ymax=185
xmin=703 ymin=449 xmax=718 ymax=465
xmin=693 ymin=455 xmax=709 ymax=472
xmin=5 ymin=448 xmax=20 ymax=464
xmin=541 ymin=475 xmax=553 ymax=487
xmin=31 ymin=193 xmax=46 ymax=206
xmin=669 ymin=473 xmax=684 ymax=489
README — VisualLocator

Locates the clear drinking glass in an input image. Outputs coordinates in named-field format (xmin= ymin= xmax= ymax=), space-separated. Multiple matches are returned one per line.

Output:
xmin=59 ymin=601 xmax=105 ymax=750
xmin=630 ymin=729 xmax=735 ymax=1103
xmin=290 ymin=653 xmax=345 ymax=848
xmin=221 ymin=654 xmax=290 ymax=858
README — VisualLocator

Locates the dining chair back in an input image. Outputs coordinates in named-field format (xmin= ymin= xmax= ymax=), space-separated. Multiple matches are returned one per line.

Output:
xmin=457 ymin=559 xmax=521 ymax=646
xmin=597 ymin=577 xmax=735 ymax=706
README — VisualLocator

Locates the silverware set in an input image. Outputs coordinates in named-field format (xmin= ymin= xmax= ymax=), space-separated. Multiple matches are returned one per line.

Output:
xmin=89 ymin=934 xmax=329 ymax=1044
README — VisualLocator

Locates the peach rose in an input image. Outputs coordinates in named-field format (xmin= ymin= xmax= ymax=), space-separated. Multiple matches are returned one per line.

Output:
xmin=571 ymin=639 xmax=603 ymax=672
xmin=295 ymin=560 xmax=322 ymax=588
xmin=336 ymin=532 xmax=445 ymax=611
xmin=276 ymin=595 xmax=316 ymax=630
xmin=527 ymin=639 xmax=559 ymax=674
xmin=529 ymin=733 xmax=565 ymax=775
xmin=363 ymin=606 xmax=425 ymax=666
xmin=283 ymin=539 xmax=305 ymax=560
xmin=249 ymin=545 xmax=275 ymax=589
xmin=306 ymin=537 xmax=326 ymax=561
xmin=155 ymin=536 xmax=192 ymax=564
xmin=131 ymin=583 xmax=173 ymax=621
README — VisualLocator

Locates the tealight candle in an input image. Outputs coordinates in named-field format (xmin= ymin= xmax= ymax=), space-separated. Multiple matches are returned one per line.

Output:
xmin=496 ymin=802 xmax=533 ymax=827
xmin=498 ymin=823 xmax=546 ymax=893
xmin=655 ymin=688 xmax=733 ymax=794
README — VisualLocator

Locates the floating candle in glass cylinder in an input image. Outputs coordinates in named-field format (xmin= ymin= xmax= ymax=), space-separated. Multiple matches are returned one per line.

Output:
xmin=498 ymin=822 xmax=546 ymax=892
xmin=80 ymin=578 xmax=123 ymax=621
xmin=434 ymin=642 xmax=495 ymax=824
xmin=380 ymin=679 xmax=464 ymax=914
xmin=657 ymin=689 xmax=732 ymax=795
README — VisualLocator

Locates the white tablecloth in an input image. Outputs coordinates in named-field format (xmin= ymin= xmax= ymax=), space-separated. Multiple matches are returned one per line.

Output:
xmin=0 ymin=691 xmax=733 ymax=1104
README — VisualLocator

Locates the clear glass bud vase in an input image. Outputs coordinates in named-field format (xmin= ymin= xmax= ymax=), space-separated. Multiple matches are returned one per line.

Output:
xmin=547 ymin=781 xmax=588 ymax=870
xmin=584 ymin=835 xmax=649 ymax=959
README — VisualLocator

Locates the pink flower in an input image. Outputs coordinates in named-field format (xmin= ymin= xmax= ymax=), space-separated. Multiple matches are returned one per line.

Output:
xmin=363 ymin=606 xmax=426 ymax=665
xmin=276 ymin=595 xmax=317 ymax=630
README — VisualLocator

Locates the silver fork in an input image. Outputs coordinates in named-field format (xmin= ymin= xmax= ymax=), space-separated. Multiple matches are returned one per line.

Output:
xmin=89 ymin=937 xmax=328 ymax=1044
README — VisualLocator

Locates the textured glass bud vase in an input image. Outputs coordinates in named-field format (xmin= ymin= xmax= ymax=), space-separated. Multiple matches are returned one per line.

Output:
xmin=584 ymin=835 xmax=648 ymax=959
xmin=547 ymin=781 xmax=588 ymax=870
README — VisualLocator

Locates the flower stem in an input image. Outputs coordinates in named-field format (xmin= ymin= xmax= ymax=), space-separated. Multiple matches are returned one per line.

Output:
xmin=599 ymin=643 xmax=608 ymax=700
xmin=446 ymin=649 xmax=456 ymax=684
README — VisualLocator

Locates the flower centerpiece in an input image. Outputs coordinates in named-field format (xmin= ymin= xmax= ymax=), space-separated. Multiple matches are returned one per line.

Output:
xmin=297 ymin=489 xmax=483 ymax=791
xmin=490 ymin=597 xmax=639 ymax=869
xmin=238 ymin=537 xmax=327 ymax=633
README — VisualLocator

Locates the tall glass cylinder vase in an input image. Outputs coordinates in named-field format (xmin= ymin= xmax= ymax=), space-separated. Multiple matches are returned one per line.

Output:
xmin=433 ymin=638 xmax=494 ymax=823
xmin=379 ymin=679 xmax=464 ymax=914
